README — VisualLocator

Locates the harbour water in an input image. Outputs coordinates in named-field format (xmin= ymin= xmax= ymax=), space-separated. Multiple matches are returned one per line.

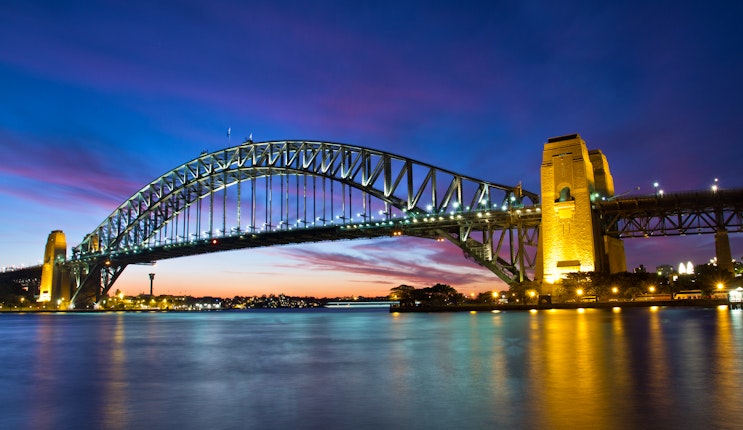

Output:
xmin=1 ymin=307 xmax=742 ymax=430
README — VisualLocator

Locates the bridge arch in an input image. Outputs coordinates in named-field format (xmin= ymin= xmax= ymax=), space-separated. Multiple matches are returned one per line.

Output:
xmin=68 ymin=140 xmax=539 ymax=306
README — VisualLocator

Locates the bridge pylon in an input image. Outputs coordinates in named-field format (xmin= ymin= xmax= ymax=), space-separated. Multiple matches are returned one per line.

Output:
xmin=37 ymin=230 xmax=71 ymax=306
xmin=536 ymin=134 xmax=626 ymax=292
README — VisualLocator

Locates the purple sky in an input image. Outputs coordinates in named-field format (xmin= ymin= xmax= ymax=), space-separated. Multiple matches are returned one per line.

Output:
xmin=1 ymin=1 xmax=741 ymax=298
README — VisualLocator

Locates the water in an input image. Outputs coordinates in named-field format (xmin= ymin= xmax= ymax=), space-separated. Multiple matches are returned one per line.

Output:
xmin=1 ymin=307 xmax=742 ymax=430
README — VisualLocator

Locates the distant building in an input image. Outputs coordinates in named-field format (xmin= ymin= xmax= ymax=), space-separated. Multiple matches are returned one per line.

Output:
xmin=656 ymin=264 xmax=675 ymax=279
xmin=634 ymin=264 xmax=647 ymax=274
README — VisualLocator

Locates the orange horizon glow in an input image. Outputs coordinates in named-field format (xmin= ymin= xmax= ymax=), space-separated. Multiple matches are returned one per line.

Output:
xmin=111 ymin=237 xmax=510 ymax=299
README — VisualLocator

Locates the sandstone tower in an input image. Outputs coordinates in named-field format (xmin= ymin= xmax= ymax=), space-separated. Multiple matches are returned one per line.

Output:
xmin=536 ymin=134 xmax=626 ymax=290
xmin=38 ymin=230 xmax=70 ymax=304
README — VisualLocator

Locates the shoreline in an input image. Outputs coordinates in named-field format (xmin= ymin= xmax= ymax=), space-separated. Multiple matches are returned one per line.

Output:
xmin=390 ymin=298 xmax=732 ymax=313
xmin=0 ymin=299 xmax=736 ymax=314
xmin=0 ymin=308 xmax=221 ymax=314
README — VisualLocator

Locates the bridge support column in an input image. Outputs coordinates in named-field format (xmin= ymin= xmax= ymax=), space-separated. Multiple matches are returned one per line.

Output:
xmin=537 ymin=134 xmax=626 ymax=294
xmin=68 ymin=260 xmax=127 ymax=309
xmin=38 ymin=230 xmax=71 ymax=306
xmin=715 ymin=229 xmax=733 ymax=275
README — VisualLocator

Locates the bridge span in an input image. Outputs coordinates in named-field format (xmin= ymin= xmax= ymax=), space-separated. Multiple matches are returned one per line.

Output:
xmin=37 ymin=140 xmax=540 ymax=307
xmin=1 ymin=135 xmax=741 ymax=308
xmin=599 ymin=188 xmax=743 ymax=238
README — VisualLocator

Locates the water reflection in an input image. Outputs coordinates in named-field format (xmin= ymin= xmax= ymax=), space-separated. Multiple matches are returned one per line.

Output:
xmin=101 ymin=313 xmax=128 ymax=430
xmin=28 ymin=315 xmax=57 ymax=430
xmin=2 ymin=308 xmax=742 ymax=430
xmin=524 ymin=309 xmax=632 ymax=429
xmin=520 ymin=308 xmax=743 ymax=430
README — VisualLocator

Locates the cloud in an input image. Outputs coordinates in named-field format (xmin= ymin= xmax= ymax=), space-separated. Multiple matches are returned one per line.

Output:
xmin=0 ymin=131 xmax=141 ymax=210
xmin=271 ymin=237 xmax=505 ymax=290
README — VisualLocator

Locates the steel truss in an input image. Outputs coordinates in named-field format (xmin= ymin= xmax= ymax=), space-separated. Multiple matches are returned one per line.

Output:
xmin=67 ymin=140 xmax=539 ymax=306
xmin=599 ymin=189 xmax=743 ymax=237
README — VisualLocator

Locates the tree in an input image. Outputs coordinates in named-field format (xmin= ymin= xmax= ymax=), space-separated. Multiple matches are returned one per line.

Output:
xmin=389 ymin=285 xmax=416 ymax=307
xmin=694 ymin=263 xmax=733 ymax=296
xmin=420 ymin=283 xmax=463 ymax=306
xmin=509 ymin=280 xmax=541 ymax=303
xmin=476 ymin=291 xmax=497 ymax=304
xmin=564 ymin=272 xmax=595 ymax=299
xmin=0 ymin=282 xmax=32 ymax=306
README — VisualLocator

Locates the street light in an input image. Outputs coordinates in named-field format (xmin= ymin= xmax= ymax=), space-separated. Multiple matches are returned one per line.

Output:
xmin=653 ymin=182 xmax=659 ymax=196
xmin=712 ymin=178 xmax=719 ymax=193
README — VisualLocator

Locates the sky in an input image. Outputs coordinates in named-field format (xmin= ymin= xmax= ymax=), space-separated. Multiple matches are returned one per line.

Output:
xmin=1 ymin=0 xmax=742 ymax=298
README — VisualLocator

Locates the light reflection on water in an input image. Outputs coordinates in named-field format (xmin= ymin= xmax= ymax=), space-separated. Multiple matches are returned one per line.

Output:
xmin=1 ymin=308 xmax=742 ymax=430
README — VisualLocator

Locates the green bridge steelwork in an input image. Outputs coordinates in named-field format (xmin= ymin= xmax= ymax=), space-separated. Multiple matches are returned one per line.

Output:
xmin=3 ymin=140 xmax=741 ymax=308
xmin=599 ymin=189 xmax=743 ymax=238
xmin=64 ymin=140 xmax=540 ymax=306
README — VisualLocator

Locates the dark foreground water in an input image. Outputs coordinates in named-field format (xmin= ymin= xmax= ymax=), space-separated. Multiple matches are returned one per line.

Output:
xmin=1 ymin=307 xmax=742 ymax=430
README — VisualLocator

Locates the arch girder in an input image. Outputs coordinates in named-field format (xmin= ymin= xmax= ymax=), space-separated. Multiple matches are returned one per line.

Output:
xmin=74 ymin=140 xmax=536 ymax=258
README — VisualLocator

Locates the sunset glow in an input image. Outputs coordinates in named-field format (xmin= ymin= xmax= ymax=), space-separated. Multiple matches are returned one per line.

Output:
xmin=1 ymin=1 xmax=741 ymax=298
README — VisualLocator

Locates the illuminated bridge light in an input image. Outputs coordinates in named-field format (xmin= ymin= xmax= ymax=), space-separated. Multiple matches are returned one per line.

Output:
xmin=40 ymin=141 xmax=551 ymax=309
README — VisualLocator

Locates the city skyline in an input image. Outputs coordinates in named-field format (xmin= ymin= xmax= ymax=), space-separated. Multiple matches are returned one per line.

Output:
xmin=1 ymin=1 xmax=742 ymax=298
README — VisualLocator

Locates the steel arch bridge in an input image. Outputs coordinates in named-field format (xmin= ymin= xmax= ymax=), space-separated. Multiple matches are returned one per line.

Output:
xmin=66 ymin=140 xmax=540 ymax=307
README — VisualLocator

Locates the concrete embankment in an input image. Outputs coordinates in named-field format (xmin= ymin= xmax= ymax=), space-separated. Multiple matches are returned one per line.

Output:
xmin=390 ymin=299 xmax=730 ymax=313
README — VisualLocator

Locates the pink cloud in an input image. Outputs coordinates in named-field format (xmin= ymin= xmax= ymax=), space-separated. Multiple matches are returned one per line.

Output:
xmin=0 ymin=132 xmax=142 ymax=210
xmin=272 ymin=237 xmax=507 ymax=290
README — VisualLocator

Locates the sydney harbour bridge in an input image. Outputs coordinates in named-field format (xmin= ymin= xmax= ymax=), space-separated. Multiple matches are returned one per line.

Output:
xmin=2 ymin=135 xmax=742 ymax=308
